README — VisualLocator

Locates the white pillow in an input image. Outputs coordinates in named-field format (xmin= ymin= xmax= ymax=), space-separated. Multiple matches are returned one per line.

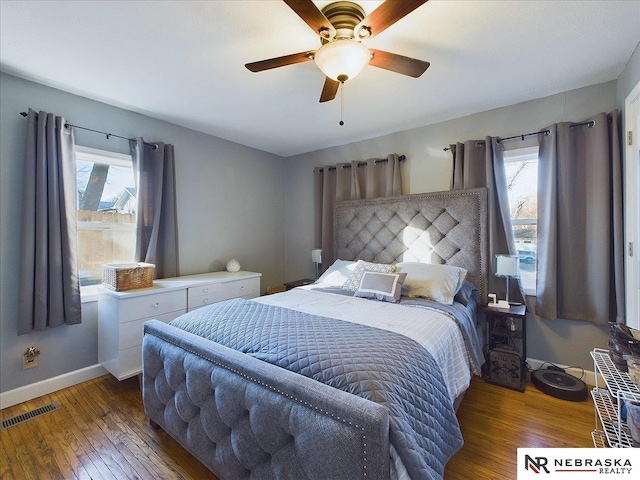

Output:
xmin=395 ymin=262 xmax=468 ymax=305
xmin=316 ymin=259 xmax=357 ymax=287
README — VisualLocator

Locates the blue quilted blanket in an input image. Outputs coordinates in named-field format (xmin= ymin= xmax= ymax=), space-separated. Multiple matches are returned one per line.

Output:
xmin=171 ymin=298 xmax=463 ymax=480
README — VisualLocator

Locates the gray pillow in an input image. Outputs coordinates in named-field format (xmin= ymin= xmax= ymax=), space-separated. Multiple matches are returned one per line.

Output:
xmin=453 ymin=280 xmax=477 ymax=306
xmin=342 ymin=260 xmax=396 ymax=292
xmin=354 ymin=272 xmax=407 ymax=303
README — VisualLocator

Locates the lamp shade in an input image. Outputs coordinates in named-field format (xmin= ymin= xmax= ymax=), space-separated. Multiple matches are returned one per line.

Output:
xmin=314 ymin=40 xmax=371 ymax=82
xmin=495 ymin=254 xmax=519 ymax=278
xmin=311 ymin=249 xmax=322 ymax=264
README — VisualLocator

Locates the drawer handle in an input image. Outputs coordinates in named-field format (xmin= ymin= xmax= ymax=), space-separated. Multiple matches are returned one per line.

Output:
xmin=241 ymin=286 xmax=244 ymax=291
xmin=152 ymin=302 xmax=159 ymax=309
xmin=203 ymin=287 xmax=209 ymax=293
xmin=203 ymin=298 xmax=209 ymax=304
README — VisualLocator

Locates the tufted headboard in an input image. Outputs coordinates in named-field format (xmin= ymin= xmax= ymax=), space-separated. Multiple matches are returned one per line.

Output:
xmin=334 ymin=188 xmax=488 ymax=302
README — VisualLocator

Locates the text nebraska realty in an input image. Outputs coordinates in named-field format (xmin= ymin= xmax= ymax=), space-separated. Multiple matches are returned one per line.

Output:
xmin=526 ymin=455 xmax=633 ymax=475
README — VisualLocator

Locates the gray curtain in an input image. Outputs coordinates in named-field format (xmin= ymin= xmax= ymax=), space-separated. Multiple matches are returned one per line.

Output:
xmin=536 ymin=111 xmax=624 ymax=324
xmin=451 ymin=138 xmax=523 ymax=303
xmin=314 ymin=153 xmax=402 ymax=269
xmin=129 ymin=138 xmax=179 ymax=279
xmin=18 ymin=108 xmax=82 ymax=335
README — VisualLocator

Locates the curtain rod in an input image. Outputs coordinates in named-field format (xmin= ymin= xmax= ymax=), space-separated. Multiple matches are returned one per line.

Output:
xmin=315 ymin=155 xmax=405 ymax=173
xmin=442 ymin=120 xmax=596 ymax=152
xmin=496 ymin=129 xmax=551 ymax=144
xmin=19 ymin=111 xmax=158 ymax=149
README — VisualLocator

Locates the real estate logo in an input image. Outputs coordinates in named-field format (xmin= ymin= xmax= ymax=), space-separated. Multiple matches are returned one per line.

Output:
xmin=518 ymin=449 xmax=635 ymax=479
xmin=524 ymin=455 xmax=550 ymax=474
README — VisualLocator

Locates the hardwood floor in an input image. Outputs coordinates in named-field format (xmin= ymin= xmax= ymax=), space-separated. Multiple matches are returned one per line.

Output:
xmin=445 ymin=376 xmax=594 ymax=479
xmin=0 ymin=375 xmax=215 ymax=480
xmin=0 ymin=374 xmax=594 ymax=479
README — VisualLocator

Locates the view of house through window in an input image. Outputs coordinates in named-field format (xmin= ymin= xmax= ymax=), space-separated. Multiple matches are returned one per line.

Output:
xmin=503 ymin=146 xmax=538 ymax=295
xmin=76 ymin=146 xmax=136 ymax=286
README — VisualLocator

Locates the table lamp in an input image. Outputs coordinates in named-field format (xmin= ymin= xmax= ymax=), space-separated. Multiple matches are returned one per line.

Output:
xmin=495 ymin=254 xmax=520 ymax=305
xmin=311 ymin=249 xmax=322 ymax=279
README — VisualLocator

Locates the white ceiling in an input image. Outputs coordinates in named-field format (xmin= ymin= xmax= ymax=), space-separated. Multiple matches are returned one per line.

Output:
xmin=1 ymin=1 xmax=639 ymax=157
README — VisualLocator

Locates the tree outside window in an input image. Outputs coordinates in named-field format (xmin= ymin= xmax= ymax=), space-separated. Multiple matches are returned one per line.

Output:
xmin=76 ymin=146 xmax=136 ymax=287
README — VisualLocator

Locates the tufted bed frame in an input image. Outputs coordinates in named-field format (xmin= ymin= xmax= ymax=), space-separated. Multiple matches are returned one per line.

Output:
xmin=333 ymin=187 xmax=488 ymax=303
xmin=142 ymin=187 xmax=488 ymax=480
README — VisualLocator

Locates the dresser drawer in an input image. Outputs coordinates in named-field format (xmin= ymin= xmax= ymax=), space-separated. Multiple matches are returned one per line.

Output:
xmin=117 ymin=345 xmax=143 ymax=380
xmin=188 ymin=283 xmax=221 ymax=299
xmin=188 ymin=295 xmax=219 ymax=310
xmin=187 ymin=283 xmax=222 ymax=309
xmin=118 ymin=289 xmax=186 ymax=323
xmin=119 ymin=310 xmax=184 ymax=351
xmin=220 ymin=277 xmax=260 ymax=300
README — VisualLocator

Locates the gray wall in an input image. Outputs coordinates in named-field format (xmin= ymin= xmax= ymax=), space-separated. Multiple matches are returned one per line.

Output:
xmin=0 ymin=72 xmax=286 ymax=393
xmin=284 ymin=80 xmax=621 ymax=370
xmin=617 ymin=41 xmax=640 ymax=109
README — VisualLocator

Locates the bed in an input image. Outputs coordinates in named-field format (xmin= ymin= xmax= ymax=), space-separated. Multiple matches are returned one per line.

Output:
xmin=142 ymin=187 xmax=488 ymax=480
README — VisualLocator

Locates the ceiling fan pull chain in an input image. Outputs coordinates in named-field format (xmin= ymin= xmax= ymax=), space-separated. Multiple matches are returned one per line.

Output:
xmin=339 ymin=82 xmax=345 ymax=126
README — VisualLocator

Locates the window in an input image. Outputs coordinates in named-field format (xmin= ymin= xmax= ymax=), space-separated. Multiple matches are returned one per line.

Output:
xmin=503 ymin=146 xmax=538 ymax=295
xmin=76 ymin=146 xmax=136 ymax=289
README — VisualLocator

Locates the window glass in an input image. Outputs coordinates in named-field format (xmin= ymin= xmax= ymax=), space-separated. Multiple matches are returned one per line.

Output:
xmin=503 ymin=147 xmax=538 ymax=294
xmin=76 ymin=146 xmax=136 ymax=286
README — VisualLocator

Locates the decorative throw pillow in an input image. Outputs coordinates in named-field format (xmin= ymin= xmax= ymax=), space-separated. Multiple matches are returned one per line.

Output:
xmin=342 ymin=260 xmax=396 ymax=292
xmin=354 ymin=271 xmax=407 ymax=303
xmin=316 ymin=259 xmax=358 ymax=287
xmin=395 ymin=262 xmax=468 ymax=305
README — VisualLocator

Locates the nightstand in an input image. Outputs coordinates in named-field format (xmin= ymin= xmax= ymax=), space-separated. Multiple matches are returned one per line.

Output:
xmin=484 ymin=304 xmax=527 ymax=391
xmin=284 ymin=278 xmax=315 ymax=290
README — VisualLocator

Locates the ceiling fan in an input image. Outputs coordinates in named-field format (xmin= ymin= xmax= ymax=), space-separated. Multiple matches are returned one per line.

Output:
xmin=245 ymin=0 xmax=431 ymax=103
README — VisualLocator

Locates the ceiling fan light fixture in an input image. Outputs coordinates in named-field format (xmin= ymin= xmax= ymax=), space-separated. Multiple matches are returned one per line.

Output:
xmin=314 ymin=39 xmax=370 ymax=82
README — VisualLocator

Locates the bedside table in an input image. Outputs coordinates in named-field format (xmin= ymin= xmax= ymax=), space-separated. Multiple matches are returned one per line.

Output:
xmin=484 ymin=304 xmax=527 ymax=391
xmin=284 ymin=278 xmax=315 ymax=290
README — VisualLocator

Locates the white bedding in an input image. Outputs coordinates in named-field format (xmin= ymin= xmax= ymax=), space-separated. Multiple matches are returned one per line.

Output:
xmin=253 ymin=283 xmax=473 ymax=405
xmin=254 ymin=283 xmax=475 ymax=480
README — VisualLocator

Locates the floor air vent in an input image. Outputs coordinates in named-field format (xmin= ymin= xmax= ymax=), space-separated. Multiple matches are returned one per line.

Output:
xmin=1 ymin=402 xmax=59 ymax=430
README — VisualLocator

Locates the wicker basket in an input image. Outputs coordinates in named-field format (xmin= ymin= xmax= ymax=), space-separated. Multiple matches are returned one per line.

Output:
xmin=102 ymin=263 xmax=155 ymax=291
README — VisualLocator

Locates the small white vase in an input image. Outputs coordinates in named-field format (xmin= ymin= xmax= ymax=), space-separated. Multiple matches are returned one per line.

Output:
xmin=226 ymin=259 xmax=240 ymax=273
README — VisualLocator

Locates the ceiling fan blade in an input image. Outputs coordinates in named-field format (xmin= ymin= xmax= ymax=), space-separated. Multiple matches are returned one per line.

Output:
xmin=319 ymin=77 xmax=340 ymax=103
xmin=283 ymin=0 xmax=336 ymax=38
xmin=245 ymin=51 xmax=314 ymax=72
xmin=369 ymin=49 xmax=430 ymax=78
xmin=354 ymin=0 xmax=429 ymax=39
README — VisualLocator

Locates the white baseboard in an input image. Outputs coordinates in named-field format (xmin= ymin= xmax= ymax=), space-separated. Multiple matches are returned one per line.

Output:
xmin=0 ymin=364 xmax=108 ymax=410
xmin=527 ymin=357 xmax=598 ymax=386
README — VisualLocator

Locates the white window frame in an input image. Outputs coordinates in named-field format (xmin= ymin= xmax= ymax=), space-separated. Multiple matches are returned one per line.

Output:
xmin=503 ymin=146 xmax=539 ymax=297
xmin=75 ymin=146 xmax=135 ymax=302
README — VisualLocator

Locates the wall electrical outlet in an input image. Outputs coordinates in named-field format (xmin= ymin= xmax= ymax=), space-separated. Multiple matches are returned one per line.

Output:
xmin=23 ymin=355 xmax=37 ymax=369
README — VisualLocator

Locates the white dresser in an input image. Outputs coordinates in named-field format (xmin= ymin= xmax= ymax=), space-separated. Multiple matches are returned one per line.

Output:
xmin=98 ymin=271 xmax=261 ymax=380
